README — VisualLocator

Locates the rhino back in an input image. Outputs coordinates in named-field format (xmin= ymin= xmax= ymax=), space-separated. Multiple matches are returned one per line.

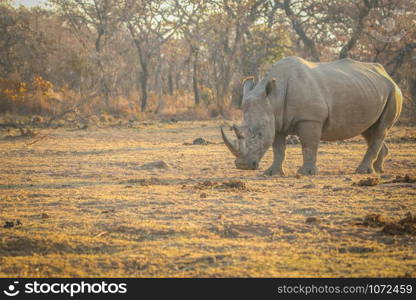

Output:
xmin=315 ymin=59 xmax=394 ymax=140
xmin=267 ymin=57 xmax=396 ymax=140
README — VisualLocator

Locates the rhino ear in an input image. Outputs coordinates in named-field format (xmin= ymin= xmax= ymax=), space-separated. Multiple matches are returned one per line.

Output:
xmin=242 ymin=76 xmax=255 ymax=96
xmin=265 ymin=77 xmax=277 ymax=96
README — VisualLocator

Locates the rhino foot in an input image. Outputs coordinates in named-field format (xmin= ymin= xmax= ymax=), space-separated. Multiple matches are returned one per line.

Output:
xmin=373 ymin=165 xmax=384 ymax=173
xmin=297 ymin=166 xmax=318 ymax=176
xmin=356 ymin=165 xmax=375 ymax=174
xmin=263 ymin=167 xmax=285 ymax=176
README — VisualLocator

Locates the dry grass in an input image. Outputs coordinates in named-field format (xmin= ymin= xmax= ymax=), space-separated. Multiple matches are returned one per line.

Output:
xmin=0 ymin=121 xmax=415 ymax=277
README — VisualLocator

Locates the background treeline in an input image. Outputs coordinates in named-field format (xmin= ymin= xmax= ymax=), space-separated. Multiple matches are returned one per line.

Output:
xmin=0 ymin=0 xmax=415 ymax=123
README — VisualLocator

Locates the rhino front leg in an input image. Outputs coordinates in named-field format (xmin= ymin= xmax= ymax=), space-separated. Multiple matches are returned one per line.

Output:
xmin=264 ymin=133 xmax=286 ymax=176
xmin=297 ymin=121 xmax=322 ymax=175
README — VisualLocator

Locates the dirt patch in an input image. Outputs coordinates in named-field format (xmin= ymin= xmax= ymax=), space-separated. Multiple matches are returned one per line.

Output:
xmin=171 ymin=254 xmax=232 ymax=271
xmin=353 ymin=174 xmax=415 ymax=187
xmin=359 ymin=212 xmax=416 ymax=235
xmin=381 ymin=212 xmax=416 ymax=235
xmin=355 ymin=177 xmax=380 ymax=186
xmin=338 ymin=246 xmax=374 ymax=254
xmin=387 ymin=136 xmax=416 ymax=143
xmin=210 ymin=222 xmax=274 ymax=238
xmin=389 ymin=174 xmax=416 ymax=184
xmin=119 ymin=178 xmax=161 ymax=186
xmin=219 ymin=180 xmax=247 ymax=190
xmin=0 ymin=233 xmax=118 ymax=256
xmin=360 ymin=214 xmax=393 ymax=227
xmin=105 ymin=225 xmax=177 ymax=241
xmin=194 ymin=180 xmax=248 ymax=191
xmin=382 ymin=223 xmax=416 ymax=235
xmin=302 ymin=184 xmax=316 ymax=189
xmin=138 ymin=161 xmax=170 ymax=170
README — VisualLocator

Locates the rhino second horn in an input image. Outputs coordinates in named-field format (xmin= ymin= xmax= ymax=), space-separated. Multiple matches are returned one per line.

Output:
xmin=221 ymin=126 xmax=240 ymax=157
xmin=232 ymin=125 xmax=244 ymax=139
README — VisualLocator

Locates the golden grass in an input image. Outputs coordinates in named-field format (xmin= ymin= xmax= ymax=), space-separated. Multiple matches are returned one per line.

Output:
xmin=0 ymin=121 xmax=415 ymax=277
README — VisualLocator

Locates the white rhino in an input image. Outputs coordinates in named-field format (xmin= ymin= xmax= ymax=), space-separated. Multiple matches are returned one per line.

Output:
xmin=221 ymin=56 xmax=403 ymax=175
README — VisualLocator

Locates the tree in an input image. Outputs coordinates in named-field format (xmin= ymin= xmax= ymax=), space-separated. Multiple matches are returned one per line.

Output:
xmin=120 ymin=0 xmax=182 ymax=111
xmin=51 ymin=0 xmax=121 ymax=108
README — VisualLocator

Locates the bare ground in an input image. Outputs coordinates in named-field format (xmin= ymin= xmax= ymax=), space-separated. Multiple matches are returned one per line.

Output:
xmin=0 ymin=121 xmax=415 ymax=277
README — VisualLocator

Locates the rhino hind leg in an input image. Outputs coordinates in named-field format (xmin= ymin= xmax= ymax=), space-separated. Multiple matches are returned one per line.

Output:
xmin=357 ymin=88 xmax=400 ymax=174
xmin=296 ymin=121 xmax=322 ymax=175
xmin=373 ymin=143 xmax=389 ymax=173
xmin=356 ymin=125 xmax=387 ymax=174
xmin=359 ymin=133 xmax=389 ymax=174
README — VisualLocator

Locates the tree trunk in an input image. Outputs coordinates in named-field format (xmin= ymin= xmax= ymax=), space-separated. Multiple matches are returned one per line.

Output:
xmin=155 ymin=60 xmax=164 ymax=114
xmin=283 ymin=0 xmax=320 ymax=62
xmin=131 ymin=37 xmax=149 ymax=112
xmin=167 ymin=66 xmax=174 ymax=95
xmin=139 ymin=67 xmax=148 ymax=112
xmin=192 ymin=50 xmax=200 ymax=105
xmin=339 ymin=1 xmax=376 ymax=59
xmin=95 ymin=28 xmax=111 ymax=108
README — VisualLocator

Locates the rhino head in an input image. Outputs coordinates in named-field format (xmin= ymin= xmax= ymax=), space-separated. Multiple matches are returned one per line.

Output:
xmin=221 ymin=77 xmax=276 ymax=170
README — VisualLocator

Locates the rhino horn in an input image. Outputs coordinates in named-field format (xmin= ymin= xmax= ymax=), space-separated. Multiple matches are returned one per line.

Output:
xmin=232 ymin=124 xmax=244 ymax=139
xmin=221 ymin=126 xmax=240 ymax=157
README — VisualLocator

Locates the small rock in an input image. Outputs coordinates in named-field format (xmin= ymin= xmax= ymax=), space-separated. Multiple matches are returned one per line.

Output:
xmin=305 ymin=217 xmax=320 ymax=224
xmin=200 ymin=193 xmax=207 ymax=198
xmin=41 ymin=213 xmax=50 ymax=219
xmin=3 ymin=221 xmax=14 ymax=229
xmin=344 ymin=177 xmax=352 ymax=182
xmin=192 ymin=138 xmax=210 ymax=145
xmin=302 ymin=184 xmax=316 ymax=189
xmin=3 ymin=220 xmax=22 ymax=228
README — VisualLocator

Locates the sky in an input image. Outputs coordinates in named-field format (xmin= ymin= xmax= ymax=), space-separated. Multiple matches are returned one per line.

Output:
xmin=12 ymin=0 xmax=47 ymax=7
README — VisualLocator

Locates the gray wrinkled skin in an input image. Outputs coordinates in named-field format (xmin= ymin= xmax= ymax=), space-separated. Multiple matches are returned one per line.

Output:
xmin=221 ymin=56 xmax=403 ymax=175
